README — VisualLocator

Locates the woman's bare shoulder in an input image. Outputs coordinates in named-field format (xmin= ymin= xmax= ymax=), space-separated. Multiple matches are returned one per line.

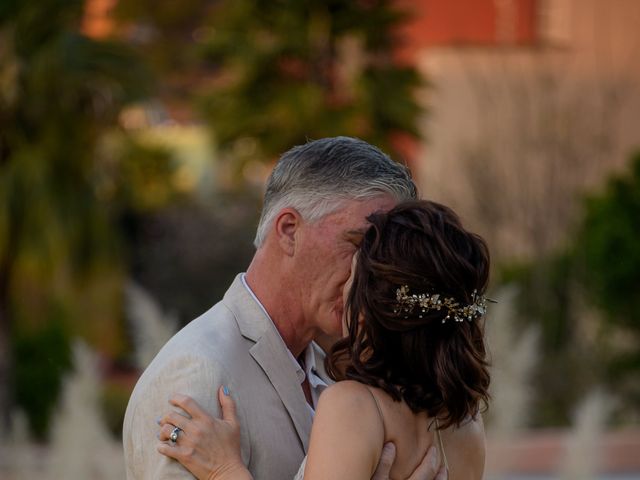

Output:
xmin=314 ymin=380 xmax=386 ymax=452
xmin=306 ymin=380 xmax=385 ymax=478
xmin=317 ymin=380 xmax=378 ymax=411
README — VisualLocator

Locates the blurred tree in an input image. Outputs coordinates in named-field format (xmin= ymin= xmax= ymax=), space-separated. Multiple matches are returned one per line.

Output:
xmin=116 ymin=0 xmax=424 ymax=179
xmin=12 ymin=309 xmax=72 ymax=438
xmin=578 ymin=152 xmax=640 ymax=326
xmin=499 ymin=255 xmax=600 ymax=426
xmin=497 ymin=151 xmax=640 ymax=425
xmin=576 ymin=151 xmax=640 ymax=414
xmin=0 ymin=0 xmax=175 ymax=435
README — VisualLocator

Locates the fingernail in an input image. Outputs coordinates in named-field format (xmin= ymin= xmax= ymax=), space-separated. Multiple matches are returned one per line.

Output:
xmin=223 ymin=386 xmax=230 ymax=396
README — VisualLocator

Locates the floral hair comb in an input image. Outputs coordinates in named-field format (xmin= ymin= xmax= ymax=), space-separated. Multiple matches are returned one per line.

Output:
xmin=393 ymin=285 xmax=492 ymax=323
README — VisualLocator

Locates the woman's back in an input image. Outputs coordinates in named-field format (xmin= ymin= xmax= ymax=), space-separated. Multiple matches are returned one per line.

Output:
xmin=303 ymin=380 xmax=485 ymax=479
xmin=364 ymin=383 xmax=485 ymax=480
xmin=367 ymin=384 xmax=437 ymax=478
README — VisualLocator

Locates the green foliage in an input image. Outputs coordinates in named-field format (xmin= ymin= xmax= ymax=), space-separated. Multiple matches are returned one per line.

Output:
xmin=0 ymin=0 xmax=154 ymax=282
xmin=96 ymin=135 xmax=178 ymax=213
xmin=498 ymin=253 xmax=601 ymax=426
xmin=12 ymin=307 xmax=72 ymax=439
xmin=500 ymin=254 xmax=574 ymax=350
xmin=575 ymin=152 xmax=640 ymax=413
xmin=497 ymin=151 xmax=640 ymax=425
xmin=116 ymin=0 xmax=424 ymax=176
xmin=577 ymin=152 xmax=640 ymax=327
xmin=201 ymin=0 xmax=422 ymax=168
xmin=0 ymin=0 xmax=176 ymax=435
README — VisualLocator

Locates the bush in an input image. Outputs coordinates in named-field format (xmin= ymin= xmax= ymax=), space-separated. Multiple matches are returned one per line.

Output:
xmin=496 ymin=151 xmax=640 ymax=425
xmin=578 ymin=152 xmax=640 ymax=327
xmin=13 ymin=311 xmax=72 ymax=439
xmin=575 ymin=151 xmax=640 ymax=415
xmin=498 ymin=253 xmax=601 ymax=426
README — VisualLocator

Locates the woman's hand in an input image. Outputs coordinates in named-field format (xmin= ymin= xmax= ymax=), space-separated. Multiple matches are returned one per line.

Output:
xmin=157 ymin=386 xmax=253 ymax=480
xmin=372 ymin=444 xmax=448 ymax=480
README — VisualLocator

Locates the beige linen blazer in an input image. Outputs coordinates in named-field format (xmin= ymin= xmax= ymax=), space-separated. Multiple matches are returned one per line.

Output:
xmin=123 ymin=274 xmax=322 ymax=479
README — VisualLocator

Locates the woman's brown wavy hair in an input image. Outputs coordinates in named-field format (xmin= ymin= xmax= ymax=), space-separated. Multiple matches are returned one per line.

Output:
xmin=327 ymin=200 xmax=491 ymax=429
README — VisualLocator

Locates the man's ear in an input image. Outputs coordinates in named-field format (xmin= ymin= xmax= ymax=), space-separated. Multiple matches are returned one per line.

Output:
xmin=274 ymin=208 xmax=301 ymax=256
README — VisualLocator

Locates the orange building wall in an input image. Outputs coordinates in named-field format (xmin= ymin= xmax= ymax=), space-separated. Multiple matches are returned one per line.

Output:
xmin=396 ymin=0 xmax=539 ymax=62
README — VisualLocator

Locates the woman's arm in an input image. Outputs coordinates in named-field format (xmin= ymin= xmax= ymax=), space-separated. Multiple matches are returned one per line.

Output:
xmin=302 ymin=381 xmax=385 ymax=479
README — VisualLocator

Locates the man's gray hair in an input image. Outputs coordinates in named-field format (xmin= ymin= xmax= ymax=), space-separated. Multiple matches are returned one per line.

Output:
xmin=254 ymin=136 xmax=417 ymax=248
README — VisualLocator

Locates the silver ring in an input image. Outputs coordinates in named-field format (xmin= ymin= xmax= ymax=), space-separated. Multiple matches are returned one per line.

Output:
xmin=169 ymin=426 xmax=181 ymax=443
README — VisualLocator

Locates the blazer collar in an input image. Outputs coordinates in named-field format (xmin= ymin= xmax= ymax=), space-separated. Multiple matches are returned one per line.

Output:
xmin=223 ymin=274 xmax=313 ymax=452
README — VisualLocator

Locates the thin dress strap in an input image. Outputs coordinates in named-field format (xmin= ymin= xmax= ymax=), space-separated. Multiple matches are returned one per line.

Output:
xmin=434 ymin=419 xmax=449 ymax=471
xmin=365 ymin=388 xmax=449 ymax=474
xmin=364 ymin=386 xmax=386 ymax=440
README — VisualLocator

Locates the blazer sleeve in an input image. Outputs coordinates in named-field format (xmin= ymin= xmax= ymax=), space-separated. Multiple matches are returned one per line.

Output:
xmin=123 ymin=354 xmax=249 ymax=479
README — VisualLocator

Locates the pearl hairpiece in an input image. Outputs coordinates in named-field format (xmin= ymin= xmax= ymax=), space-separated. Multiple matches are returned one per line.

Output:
xmin=393 ymin=285 xmax=492 ymax=323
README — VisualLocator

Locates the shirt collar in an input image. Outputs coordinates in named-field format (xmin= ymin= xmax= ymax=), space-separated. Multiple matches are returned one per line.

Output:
xmin=303 ymin=342 xmax=322 ymax=388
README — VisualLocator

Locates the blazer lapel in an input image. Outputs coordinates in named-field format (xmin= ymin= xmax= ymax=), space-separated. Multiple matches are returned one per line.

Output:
xmin=250 ymin=331 xmax=313 ymax=452
xmin=223 ymin=274 xmax=313 ymax=452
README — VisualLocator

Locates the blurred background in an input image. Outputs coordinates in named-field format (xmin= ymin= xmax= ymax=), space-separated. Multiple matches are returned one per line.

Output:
xmin=1 ymin=0 xmax=639 ymax=478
